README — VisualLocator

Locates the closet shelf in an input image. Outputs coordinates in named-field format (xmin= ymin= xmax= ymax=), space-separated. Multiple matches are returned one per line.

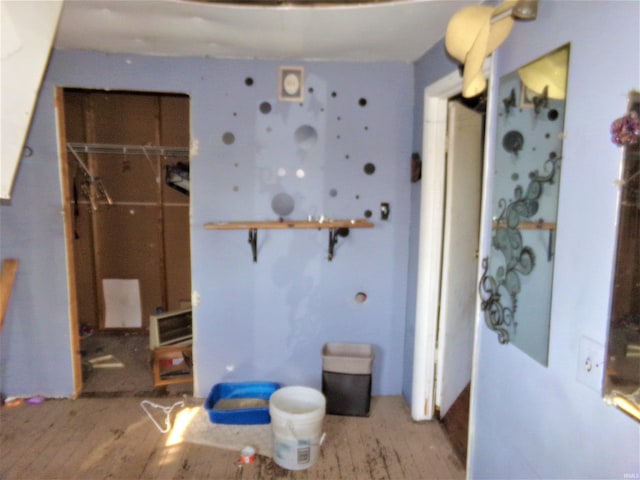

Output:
xmin=67 ymin=142 xmax=189 ymax=157
xmin=204 ymin=219 xmax=374 ymax=262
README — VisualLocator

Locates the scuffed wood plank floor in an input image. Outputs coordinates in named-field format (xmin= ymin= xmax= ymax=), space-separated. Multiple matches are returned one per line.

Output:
xmin=0 ymin=395 xmax=464 ymax=480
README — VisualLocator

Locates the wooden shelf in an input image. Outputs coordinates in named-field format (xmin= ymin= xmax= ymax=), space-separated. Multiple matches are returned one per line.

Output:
xmin=492 ymin=221 xmax=556 ymax=230
xmin=204 ymin=219 xmax=374 ymax=230
xmin=203 ymin=218 xmax=374 ymax=262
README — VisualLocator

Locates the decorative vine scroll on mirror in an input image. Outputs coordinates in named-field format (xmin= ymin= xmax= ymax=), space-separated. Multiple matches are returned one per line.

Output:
xmin=604 ymin=90 xmax=640 ymax=422
xmin=479 ymin=44 xmax=570 ymax=365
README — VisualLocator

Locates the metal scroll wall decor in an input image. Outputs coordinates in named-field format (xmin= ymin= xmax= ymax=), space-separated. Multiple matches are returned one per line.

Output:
xmin=479 ymin=45 xmax=570 ymax=365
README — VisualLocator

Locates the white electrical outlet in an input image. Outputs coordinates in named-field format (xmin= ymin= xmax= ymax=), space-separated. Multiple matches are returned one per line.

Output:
xmin=576 ymin=336 xmax=605 ymax=392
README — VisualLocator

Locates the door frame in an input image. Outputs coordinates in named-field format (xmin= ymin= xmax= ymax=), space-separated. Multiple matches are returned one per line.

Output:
xmin=56 ymin=88 xmax=193 ymax=397
xmin=411 ymin=62 xmax=491 ymax=421
xmin=56 ymin=88 xmax=83 ymax=397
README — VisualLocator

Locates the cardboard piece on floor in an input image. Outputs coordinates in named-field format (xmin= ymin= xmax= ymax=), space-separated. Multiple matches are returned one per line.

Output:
xmin=103 ymin=278 xmax=142 ymax=328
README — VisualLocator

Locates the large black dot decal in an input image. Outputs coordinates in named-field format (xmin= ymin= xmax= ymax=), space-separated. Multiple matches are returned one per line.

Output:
xmin=331 ymin=92 xmax=337 ymax=98
xmin=295 ymin=125 xmax=318 ymax=150
xmin=259 ymin=101 xmax=272 ymax=114
xmin=359 ymin=98 xmax=368 ymax=107
xmin=502 ymin=130 xmax=524 ymax=155
xmin=329 ymin=188 xmax=338 ymax=197
xmin=548 ymin=109 xmax=559 ymax=121
xmin=364 ymin=163 xmax=376 ymax=175
xmin=271 ymin=192 xmax=295 ymax=218
xmin=245 ymin=77 xmax=254 ymax=86
xmin=364 ymin=209 xmax=372 ymax=218
xmin=222 ymin=132 xmax=235 ymax=145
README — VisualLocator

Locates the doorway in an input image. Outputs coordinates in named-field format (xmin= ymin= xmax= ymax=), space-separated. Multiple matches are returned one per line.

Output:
xmin=57 ymin=88 xmax=191 ymax=396
xmin=411 ymin=68 xmax=487 ymax=462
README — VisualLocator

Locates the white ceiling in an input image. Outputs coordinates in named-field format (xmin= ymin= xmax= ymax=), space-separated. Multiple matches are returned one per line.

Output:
xmin=54 ymin=0 xmax=476 ymax=62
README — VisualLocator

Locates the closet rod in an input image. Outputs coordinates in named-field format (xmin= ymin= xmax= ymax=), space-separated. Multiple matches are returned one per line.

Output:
xmin=67 ymin=142 xmax=189 ymax=157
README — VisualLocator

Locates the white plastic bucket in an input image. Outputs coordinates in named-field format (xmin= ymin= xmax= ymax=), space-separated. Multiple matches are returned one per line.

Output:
xmin=269 ymin=386 xmax=326 ymax=470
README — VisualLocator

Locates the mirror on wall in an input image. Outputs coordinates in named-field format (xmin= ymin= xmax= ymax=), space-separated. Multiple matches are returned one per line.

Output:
xmin=479 ymin=44 xmax=570 ymax=365
xmin=604 ymin=90 xmax=640 ymax=422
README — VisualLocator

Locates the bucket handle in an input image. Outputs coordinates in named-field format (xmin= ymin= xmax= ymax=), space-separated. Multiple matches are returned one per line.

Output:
xmin=287 ymin=420 xmax=326 ymax=446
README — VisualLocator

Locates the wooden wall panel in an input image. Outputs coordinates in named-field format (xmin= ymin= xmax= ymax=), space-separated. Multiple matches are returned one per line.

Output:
xmin=63 ymin=91 xmax=100 ymax=329
xmin=162 ymin=205 xmax=191 ymax=311
xmin=160 ymin=95 xmax=191 ymax=311
xmin=94 ymin=205 xmax=164 ymax=325
xmin=88 ymin=93 xmax=160 ymax=204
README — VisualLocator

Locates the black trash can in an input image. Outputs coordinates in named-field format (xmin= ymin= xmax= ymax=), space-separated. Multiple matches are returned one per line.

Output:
xmin=322 ymin=343 xmax=374 ymax=417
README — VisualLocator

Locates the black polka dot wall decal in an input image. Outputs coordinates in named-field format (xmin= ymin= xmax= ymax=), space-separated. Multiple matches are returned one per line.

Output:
xmin=548 ymin=109 xmax=559 ymax=121
xmin=364 ymin=209 xmax=372 ymax=218
xmin=331 ymin=92 xmax=337 ymax=98
xmin=329 ymin=188 xmax=338 ymax=197
xmin=359 ymin=98 xmax=367 ymax=107
xmin=222 ymin=132 xmax=235 ymax=145
xmin=271 ymin=192 xmax=295 ymax=218
xmin=259 ymin=101 xmax=272 ymax=114
xmin=364 ymin=163 xmax=376 ymax=175
xmin=245 ymin=77 xmax=254 ymax=86
xmin=295 ymin=125 xmax=318 ymax=150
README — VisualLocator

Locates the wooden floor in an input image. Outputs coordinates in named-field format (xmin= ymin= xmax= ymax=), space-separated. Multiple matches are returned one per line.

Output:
xmin=0 ymin=395 xmax=465 ymax=480
xmin=440 ymin=384 xmax=470 ymax=465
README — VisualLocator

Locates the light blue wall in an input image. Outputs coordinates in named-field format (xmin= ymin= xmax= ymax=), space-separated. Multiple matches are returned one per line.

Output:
xmin=0 ymin=82 xmax=75 ymax=397
xmin=0 ymin=49 xmax=413 ymax=398
xmin=468 ymin=1 xmax=640 ymax=479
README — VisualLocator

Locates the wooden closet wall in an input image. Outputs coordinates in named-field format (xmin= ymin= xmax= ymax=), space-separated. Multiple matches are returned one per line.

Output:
xmin=63 ymin=89 xmax=191 ymax=329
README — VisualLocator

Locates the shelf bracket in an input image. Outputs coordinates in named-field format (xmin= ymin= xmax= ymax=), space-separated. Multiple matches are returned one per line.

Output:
xmin=248 ymin=229 xmax=258 ymax=263
xmin=328 ymin=228 xmax=349 ymax=261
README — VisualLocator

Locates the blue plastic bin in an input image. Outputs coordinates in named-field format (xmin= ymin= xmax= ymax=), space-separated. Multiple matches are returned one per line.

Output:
xmin=204 ymin=381 xmax=280 ymax=425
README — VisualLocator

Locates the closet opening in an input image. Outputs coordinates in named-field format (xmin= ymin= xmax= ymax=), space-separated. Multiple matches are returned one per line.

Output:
xmin=58 ymin=88 xmax=192 ymax=397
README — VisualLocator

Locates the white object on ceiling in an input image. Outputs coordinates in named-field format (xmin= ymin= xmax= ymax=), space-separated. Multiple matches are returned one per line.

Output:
xmin=55 ymin=0 xmax=477 ymax=62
